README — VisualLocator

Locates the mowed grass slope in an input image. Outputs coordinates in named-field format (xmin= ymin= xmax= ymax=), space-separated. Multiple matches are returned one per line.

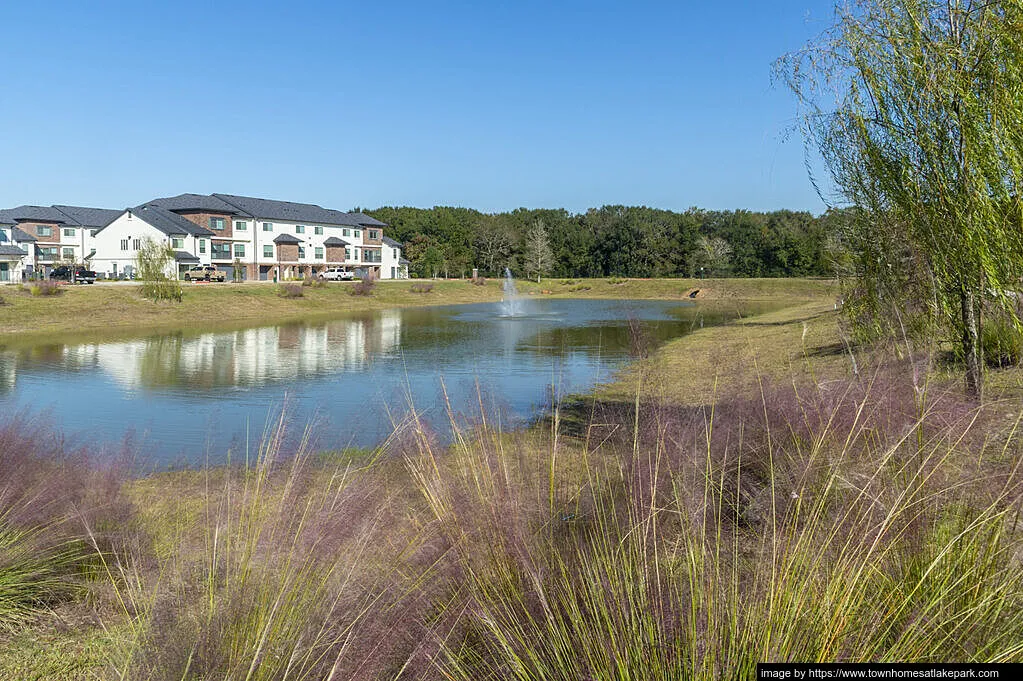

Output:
xmin=0 ymin=277 xmax=837 ymax=347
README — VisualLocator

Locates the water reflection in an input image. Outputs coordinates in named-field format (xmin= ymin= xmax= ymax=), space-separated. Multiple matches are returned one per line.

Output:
xmin=0 ymin=299 xmax=753 ymax=463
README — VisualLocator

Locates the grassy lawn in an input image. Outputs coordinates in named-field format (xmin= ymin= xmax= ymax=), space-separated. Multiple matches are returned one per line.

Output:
xmin=0 ymin=276 xmax=837 ymax=348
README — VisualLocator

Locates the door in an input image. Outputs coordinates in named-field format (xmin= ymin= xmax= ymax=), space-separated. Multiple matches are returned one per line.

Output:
xmin=0 ymin=262 xmax=8 ymax=282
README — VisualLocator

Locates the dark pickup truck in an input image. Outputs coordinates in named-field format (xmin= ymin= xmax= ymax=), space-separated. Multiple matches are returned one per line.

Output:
xmin=50 ymin=266 xmax=97 ymax=284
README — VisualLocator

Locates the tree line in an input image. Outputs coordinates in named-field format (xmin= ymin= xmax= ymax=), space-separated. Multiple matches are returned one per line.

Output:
xmin=363 ymin=205 xmax=850 ymax=280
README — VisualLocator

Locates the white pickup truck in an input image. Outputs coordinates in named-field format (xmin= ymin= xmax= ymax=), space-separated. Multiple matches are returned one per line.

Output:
xmin=320 ymin=268 xmax=355 ymax=281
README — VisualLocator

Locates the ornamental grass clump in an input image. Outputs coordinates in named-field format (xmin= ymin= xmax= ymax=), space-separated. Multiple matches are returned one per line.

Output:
xmin=28 ymin=280 xmax=63 ymax=297
xmin=406 ymin=363 xmax=1023 ymax=678
xmin=106 ymin=415 xmax=445 ymax=680
xmin=276 ymin=283 xmax=304 ymax=298
xmin=0 ymin=416 xmax=133 ymax=634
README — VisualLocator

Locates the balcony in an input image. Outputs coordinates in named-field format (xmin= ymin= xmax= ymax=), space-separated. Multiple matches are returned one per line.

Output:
xmin=211 ymin=245 xmax=233 ymax=261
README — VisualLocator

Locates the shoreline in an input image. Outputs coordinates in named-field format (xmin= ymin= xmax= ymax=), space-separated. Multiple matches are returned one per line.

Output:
xmin=0 ymin=277 xmax=837 ymax=349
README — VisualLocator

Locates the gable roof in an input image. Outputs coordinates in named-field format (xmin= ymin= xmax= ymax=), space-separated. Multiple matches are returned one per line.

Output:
xmin=127 ymin=205 xmax=216 ymax=237
xmin=148 ymin=193 xmax=243 ymax=215
xmin=272 ymin=233 xmax=303 ymax=244
xmin=382 ymin=236 xmax=402 ymax=248
xmin=0 ymin=205 xmax=70 ymax=225
xmin=350 ymin=212 xmax=387 ymax=227
xmin=0 ymin=244 xmax=27 ymax=256
xmin=322 ymin=236 xmax=349 ymax=246
xmin=52 ymin=205 xmax=122 ymax=229
xmin=213 ymin=193 xmax=360 ymax=226
xmin=11 ymin=227 xmax=37 ymax=242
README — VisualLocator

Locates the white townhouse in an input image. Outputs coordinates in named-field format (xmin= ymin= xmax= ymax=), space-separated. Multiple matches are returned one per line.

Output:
xmin=91 ymin=205 xmax=215 ymax=279
xmin=0 ymin=204 xmax=120 ymax=280
xmin=0 ymin=193 xmax=407 ymax=282
xmin=145 ymin=193 xmax=407 ymax=281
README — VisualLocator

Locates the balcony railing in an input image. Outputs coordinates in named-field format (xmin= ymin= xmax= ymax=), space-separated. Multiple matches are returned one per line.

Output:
xmin=211 ymin=246 xmax=232 ymax=260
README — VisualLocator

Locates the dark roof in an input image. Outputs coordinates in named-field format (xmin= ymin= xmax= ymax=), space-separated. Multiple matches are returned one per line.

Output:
xmin=272 ymin=233 xmax=303 ymax=244
xmin=399 ymin=258 xmax=411 ymax=265
xmin=350 ymin=212 xmax=388 ymax=227
xmin=0 ymin=245 xmax=27 ymax=256
xmin=213 ymin=193 xmax=359 ymax=226
xmin=381 ymin=236 xmax=402 ymax=248
xmin=11 ymin=227 xmax=36 ymax=242
xmin=322 ymin=236 xmax=349 ymax=246
xmin=129 ymin=205 xmax=216 ymax=237
xmin=0 ymin=205 xmax=69 ymax=224
xmin=52 ymin=205 xmax=122 ymax=229
xmin=148 ymin=193 xmax=242 ymax=215
xmin=174 ymin=251 xmax=200 ymax=262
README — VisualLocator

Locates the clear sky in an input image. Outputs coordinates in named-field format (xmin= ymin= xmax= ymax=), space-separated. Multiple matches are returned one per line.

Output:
xmin=0 ymin=0 xmax=837 ymax=215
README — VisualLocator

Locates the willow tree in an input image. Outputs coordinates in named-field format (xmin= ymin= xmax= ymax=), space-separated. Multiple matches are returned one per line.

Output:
xmin=780 ymin=0 xmax=1023 ymax=397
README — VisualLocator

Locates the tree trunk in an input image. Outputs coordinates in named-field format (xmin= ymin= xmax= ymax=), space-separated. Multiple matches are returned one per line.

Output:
xmin=961 ymin=286 xmax=982 ymax=399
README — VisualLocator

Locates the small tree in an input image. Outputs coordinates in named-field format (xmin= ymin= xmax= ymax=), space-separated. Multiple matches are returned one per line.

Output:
xmin=693 ymin=236 xmax=733 ymax=277
xmin=780 ymin=0 xmax=1023 ymax=397
xmin=232 ymin=257 xmax=244 ymax=282
xmin=136 ymin=238 xmax=182 ymax=302
xmin=524 ymin=218 xmax=554 ymax=283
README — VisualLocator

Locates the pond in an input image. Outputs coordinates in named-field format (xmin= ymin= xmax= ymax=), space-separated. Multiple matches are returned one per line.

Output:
xmin=0 ymin=298 xmax=755 ymax=466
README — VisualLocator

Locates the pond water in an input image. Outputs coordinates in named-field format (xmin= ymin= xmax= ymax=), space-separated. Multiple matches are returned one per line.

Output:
xmin=0 ymin=298 xmax=753 ymax=466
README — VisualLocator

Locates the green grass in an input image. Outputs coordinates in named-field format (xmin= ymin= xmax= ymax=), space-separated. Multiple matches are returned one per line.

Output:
xmin=0 ymin=277 xmax=836 ymax=348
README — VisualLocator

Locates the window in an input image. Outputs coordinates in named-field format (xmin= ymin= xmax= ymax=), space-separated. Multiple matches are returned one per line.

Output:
xmin=298 ymin=246 xmax=306 ymax=259
xmin=63 ymin=228 xmax=76 ymax=238
xmin=199 ymin=240 xmax=206 ymax=254
xmin=172 ymin=237 xmax=184 ymax=249
xmin=314 ymin=226 xmax=323 ymax=235
xmin=234 ymin=243 xmax=245 ymax=258
xmin=235 ymin=221 xmax=248 ymax=231
xmin=393 ymin=248 xmax=398 ymax=259
xmin=208 ymin=217 xmax=226 ymax=230
xmin=345 ymin=247 xmax=351 ymax=260
xmin=369 ymin=230 xmax=379 ymax=240
xmin=133 ymin=238 xmax=141 ymax=250
xmin=364 ymin=249 xmax=381 ymax=263
xmin=120 ymin=239 xmax=129 ymax=251
xmin=354 ymin=248 xmax=360 ymax=260
xmin=37 ymin=225 xmax=53 ymax=237
xmin=38 ymin=246 xmax=58 ymax=259
xmin=296 ymin=225 xmax=305 ymax=234
xmin=314 ymin=247 xmax=323 ymax=259
xmin=263 ymin=245 xmax=273 ymax=258
xmin=211 ymin=242 xmax=231 ymax=260
xmin=62 ymin=247 xmax=74 ymax=259
xmin=342 ymin=228 xmax=350 ymax=237
xmin=354 ymin=230 xmax=361 ymax=239
xmin=262 ymin=222 xmax=273 ymax=232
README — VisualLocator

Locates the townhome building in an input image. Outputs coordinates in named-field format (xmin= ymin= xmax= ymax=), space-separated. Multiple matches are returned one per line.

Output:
xmin=146 ymin=193 xmax=408 ymax=281
xmin=0 ymin=204 xmax=121 ymax=280
xmin=0 ymin=193 xmax=408 ymax=281
xmin=91 ymin=205 xmax=215 ymax=279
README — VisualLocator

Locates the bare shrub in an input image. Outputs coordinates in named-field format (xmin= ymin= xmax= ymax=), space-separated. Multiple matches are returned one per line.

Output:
xmin=410 ymin=283 xmax=434 ymax=294
xmin=29 ymin=280 xmax=63 ymax=297
xmin=351 ymin=276 xmax=375 ymax=296
xmin=277 ymin=283 xmax=304 ymax=298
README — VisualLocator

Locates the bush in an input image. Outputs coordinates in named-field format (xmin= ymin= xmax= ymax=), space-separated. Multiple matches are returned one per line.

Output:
xmin=140 ymin=280 xmax=182 ymax=302
xmin=982 ymin=316 xmax=1022 ymax=367
xmin=29 ymin=281 xmax=63 ymax=297
xmin=277 ymin=283 xmax=304 ymax=298
xmin=472 ymin=277 xmax=487 ymax=286
xmin=410 ymin=283 xmax=434 ymax=293
xmin=301 ymin=276 xmax=325 ymax=288
xmin=0 ymin=294 xmax=7 ymax=306
xmin=351 ymin=277 xmax=375 ymax=296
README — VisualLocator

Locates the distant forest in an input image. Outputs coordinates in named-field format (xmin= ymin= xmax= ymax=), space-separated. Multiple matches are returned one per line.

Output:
xmin=364 ymin=205 xmax=850 ymax=280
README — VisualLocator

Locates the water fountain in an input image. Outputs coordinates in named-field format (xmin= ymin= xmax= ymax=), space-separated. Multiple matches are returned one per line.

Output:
xmin=500 ymin=267 xmax=524 ymax=317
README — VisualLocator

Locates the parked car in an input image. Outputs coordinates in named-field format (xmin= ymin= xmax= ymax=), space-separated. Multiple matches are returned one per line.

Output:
xmin=183 ymin=265 xmax=226 ymax=282
xmin=320 ymin=268 xmax=355 ymax=281
xmin=49 ymin=266 xmax=97 ymax=284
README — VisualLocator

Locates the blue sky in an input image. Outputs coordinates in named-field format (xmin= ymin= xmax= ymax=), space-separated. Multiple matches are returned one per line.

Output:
xmin=0 ymin=0 xmax=836 ymax=214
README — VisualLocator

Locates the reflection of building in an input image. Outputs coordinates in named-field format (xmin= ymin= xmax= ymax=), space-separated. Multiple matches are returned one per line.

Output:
xmin=50 ymin=310 xmax=402 ymax=391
